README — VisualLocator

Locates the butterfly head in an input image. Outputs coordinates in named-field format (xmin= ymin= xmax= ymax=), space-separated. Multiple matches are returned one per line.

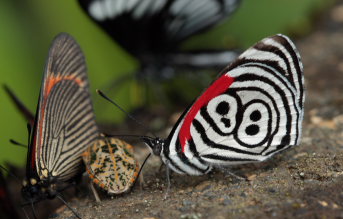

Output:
xmin=142 ymin=137 xmax=165 ymax=156
xmin=21 ymin=178 xmax=43 ymax=201
xmin=21 ymin=177 xmax=58 ymax=202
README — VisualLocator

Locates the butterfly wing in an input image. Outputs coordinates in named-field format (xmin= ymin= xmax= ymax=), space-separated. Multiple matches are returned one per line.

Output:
xmin=29 ymin=33 xmax=99 ymax=182
xmin=3 ymin=85 xmax=35 ymax=126
xmin=78 ymin=0 xmax=241 ymax=57
xmin=164 ymin=34 xmax=304 ymax=174
xmin=83 ymin=137 xmax=139 ymax=194
xmin=165 ymin=50 xmax=239 ymax=70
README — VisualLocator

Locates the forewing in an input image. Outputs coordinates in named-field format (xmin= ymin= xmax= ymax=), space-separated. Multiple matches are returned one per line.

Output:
xmin=33 ymin=33 xmax=98 ymax=181
xmin=167 ymin=34 xmax=304 ymax=168
xmin=78 ymin=0 xmax=240 ymax=56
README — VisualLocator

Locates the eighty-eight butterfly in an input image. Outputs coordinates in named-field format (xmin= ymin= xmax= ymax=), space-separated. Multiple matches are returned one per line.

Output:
xmin=143 ymin=34 xmax=305 ymax=175
xmin=15 ymin=33 xmax=98 ymax=213
xmin=77 ymin=0 xmax=241 ymax=80
xmin=82 ymin=136 xmax=139 ymax=195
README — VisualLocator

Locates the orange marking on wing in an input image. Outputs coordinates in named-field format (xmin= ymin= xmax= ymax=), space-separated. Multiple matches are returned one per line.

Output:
xmin=44 ymin=74 xmax=83 ymax=97
xmin=36 ymin=73 xmax=84 ymax=166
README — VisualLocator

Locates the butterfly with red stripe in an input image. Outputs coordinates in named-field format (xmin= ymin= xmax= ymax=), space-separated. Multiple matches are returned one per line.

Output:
xmin=17 ymin=33 xmax=99 ymax=209
xmin=143 ymin=34 xmax=305 ymax=175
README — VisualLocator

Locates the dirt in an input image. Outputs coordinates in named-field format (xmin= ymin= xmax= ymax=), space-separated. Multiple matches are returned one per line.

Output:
xmin=51 ymin=2 xmax=343 ymax=219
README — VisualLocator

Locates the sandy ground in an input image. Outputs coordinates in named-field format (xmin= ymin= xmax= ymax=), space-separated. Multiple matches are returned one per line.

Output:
xmin=41 ymin=2 xmax=343 ymax=219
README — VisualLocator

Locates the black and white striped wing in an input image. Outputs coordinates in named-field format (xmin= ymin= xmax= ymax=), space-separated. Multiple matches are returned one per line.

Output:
xmin=78 ymin=0 xmax=241 ymax=55
xmin=164 ymin=34 xmax=304 ymax=174
xmin=32 ymin=33 xmax=99 ymax=181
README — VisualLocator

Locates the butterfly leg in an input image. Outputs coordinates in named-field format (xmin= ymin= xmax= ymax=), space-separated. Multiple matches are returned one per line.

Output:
xmin=138 ymin=171 xmax=145 ymax=190
xmin=56 ymin=194 xmax=81 ymax=219
xmin=219 ymin=168 xmax=247 ymax=181
xmin=89 ymin=182 xmax=101 ymax=203
xmin=30 ymin=201 xmax=38 ymax=219
xmin=21 ymin=205 xmax=30 ymax=219
xmin=163 ymin=161 xmax=171 ymax=200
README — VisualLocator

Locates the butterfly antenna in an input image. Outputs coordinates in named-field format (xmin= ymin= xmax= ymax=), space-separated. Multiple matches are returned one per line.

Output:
xmin=30 ymin=201 xmax=38 ymax=219
xmin=21 ymin=206 xmax=31 ymax=219
xmin=9 ymin=139 xmax=27 ymax=148
xmin=104 ymin=133 xmax=155 ymax=141
xmin=96 ymin=89 xmax=156 ymax=137
xmin=132 ymin=153 xmax=151 ymax=189
xmin=56 ymin=194 xmax=82 ymax=219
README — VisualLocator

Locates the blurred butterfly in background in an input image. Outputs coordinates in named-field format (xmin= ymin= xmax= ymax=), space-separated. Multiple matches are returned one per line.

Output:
xmin=142 ymin=34 xmax=305 ymax=175
xmin=82 ymin=136 xmax=140 ymax=198
xmin=77 ymin=0 xmax=242 ymax=89
xmin=5 ymin=33 xmax=99 ymax=218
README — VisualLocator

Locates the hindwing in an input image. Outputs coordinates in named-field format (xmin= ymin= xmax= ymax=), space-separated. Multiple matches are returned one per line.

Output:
xmin=82 ymin=137 xmax=139 ymax=194
xmin=165 ymin=34 xmax=304 ymax=172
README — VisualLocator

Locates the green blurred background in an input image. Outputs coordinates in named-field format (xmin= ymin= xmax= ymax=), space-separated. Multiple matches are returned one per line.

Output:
xmin=0 ymin=0 xmax=334 ymax=167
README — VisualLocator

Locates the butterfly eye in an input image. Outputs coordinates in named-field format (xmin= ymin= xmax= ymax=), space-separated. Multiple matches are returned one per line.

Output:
xmin=235 ymin=102 xmax=271 ymax=147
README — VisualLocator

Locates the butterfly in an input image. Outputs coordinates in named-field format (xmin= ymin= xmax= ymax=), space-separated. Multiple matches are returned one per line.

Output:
xmin=4 ymin=39 xmax=140 ymax=203
xmin=77 ymin=0 xmax=241 ymax=82
xmin=7 ymin=33 xmax=99 ymax=216
xmin=142 ymin=34 xmax=305 ymax=175
xmin=82 ymin=136 xmax=139 ymax=195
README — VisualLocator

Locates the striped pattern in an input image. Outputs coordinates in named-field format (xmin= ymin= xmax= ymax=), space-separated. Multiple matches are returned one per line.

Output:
xmin=148 ymin=34 xmax=304 ymax=175
xmin=83 ymin=137 xmax=139 ymax=194
xmin=78 ymin=0 xmax=240 ymax=57
xmin=33 ymin=33 xmax=98 ymax=181
xmin=85 ymin=0 xmax=240 ymax=41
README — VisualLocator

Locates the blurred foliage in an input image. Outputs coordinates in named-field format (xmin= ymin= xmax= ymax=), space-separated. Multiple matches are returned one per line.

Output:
xmin=0 ymin=0 xmax=334 ymax=167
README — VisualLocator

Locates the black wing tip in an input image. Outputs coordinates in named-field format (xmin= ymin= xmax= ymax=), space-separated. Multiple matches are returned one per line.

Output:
xmin=270 ymin=33 xmax=292 ymax=42
xmin=264 ymin=34 xmax=296 ymax=48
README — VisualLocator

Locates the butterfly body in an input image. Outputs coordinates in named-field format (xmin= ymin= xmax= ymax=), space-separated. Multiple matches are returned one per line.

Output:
xmin=143 ymin=34 xmax=305 ymax=175
xmin=18 ymin=33 xmax=99 ymax=206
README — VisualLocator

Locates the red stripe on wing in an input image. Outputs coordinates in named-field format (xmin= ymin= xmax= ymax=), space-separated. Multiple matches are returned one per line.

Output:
xmin=34 ymin=74 xmax=84 ymax=170
xmin=179 ymin=74 xmax=234 ymax=152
